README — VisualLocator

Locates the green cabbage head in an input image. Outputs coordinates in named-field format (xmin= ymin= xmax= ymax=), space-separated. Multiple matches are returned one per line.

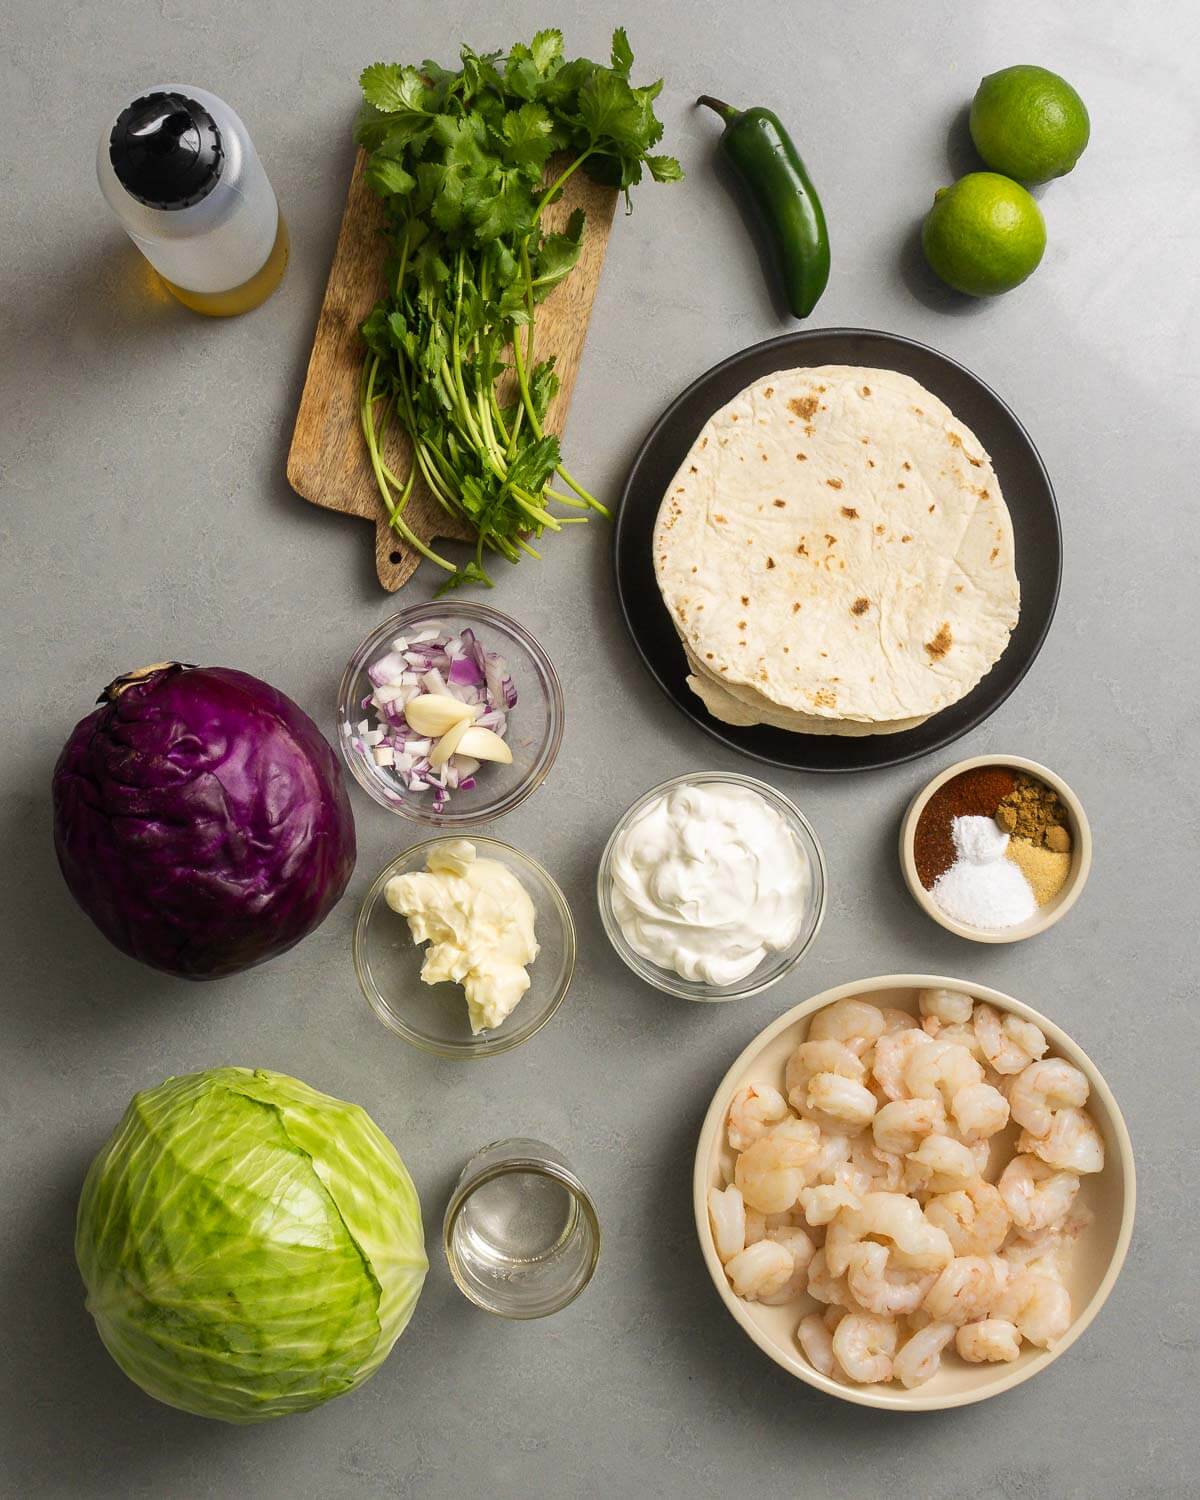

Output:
xmin=75 ymin=1067 xmax=427 ymax=1423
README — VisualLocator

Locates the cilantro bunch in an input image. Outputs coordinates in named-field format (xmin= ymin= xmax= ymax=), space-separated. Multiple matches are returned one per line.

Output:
xmin=355 ymin=28 xmax=681 ymax=591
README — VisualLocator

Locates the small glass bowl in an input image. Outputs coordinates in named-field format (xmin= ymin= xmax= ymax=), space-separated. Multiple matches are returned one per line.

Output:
xmin=337 ymin=602 xmax=564 ymax=828
xmin=596 ymin=772 xmax=827 ymax=1002
xmin=443 ymin=1138 xmax=601 ymax=1319
xmin=354 ymin=837 xmax=576 ymax=1058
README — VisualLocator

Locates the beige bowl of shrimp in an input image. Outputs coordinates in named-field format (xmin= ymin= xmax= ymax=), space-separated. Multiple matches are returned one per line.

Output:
xmin=693 ymin=975 xmax=1135 ymax=1411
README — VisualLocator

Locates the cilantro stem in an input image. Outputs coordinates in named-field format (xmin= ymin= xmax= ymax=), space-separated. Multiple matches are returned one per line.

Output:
xmin=535 ymin=150 xmax=593 ymax=219
xmin=360 ymin=356 xmax=456 ymax=571
xmin=513 ymin=243 xmax=609 ymax=516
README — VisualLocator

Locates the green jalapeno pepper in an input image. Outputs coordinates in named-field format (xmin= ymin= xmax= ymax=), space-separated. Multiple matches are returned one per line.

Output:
xmin=698 ymin=95 xmax=830 ymax=319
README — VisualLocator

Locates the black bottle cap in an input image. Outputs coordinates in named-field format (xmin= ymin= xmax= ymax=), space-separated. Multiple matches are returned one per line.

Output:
xmin=109 ymin=92 xmax=223 ymax=210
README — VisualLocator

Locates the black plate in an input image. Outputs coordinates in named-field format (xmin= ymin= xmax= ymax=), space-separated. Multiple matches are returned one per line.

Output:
xmin=614 ymin=328 xmax=1061 ymax=773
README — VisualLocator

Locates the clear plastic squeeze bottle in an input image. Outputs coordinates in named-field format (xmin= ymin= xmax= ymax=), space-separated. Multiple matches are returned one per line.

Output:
xmin=97 ymin=86 xmax=288 ymax=316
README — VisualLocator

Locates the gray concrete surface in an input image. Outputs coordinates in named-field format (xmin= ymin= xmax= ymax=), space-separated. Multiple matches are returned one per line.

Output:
xmin=2 ymin=3 xmax=1197 ymax=1497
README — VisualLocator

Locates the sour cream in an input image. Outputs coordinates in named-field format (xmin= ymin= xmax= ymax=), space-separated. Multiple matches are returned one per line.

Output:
xmin=386 ymin=839 xmax=538 ymax=1033
xmin=608 ymin=782 xmax=808 ymax=986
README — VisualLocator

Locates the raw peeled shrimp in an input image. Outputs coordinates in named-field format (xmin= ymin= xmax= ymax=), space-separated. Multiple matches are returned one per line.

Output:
xmin=823 ymin=1217 xmax=859 ymax=1278
xmin=918 ymin=988 xmax=974 ymax=1028
xmin=796 ymin=1313 xmax=835 ymax=1377
xmin=846 ymin=1241 xmax=935 ymax=1317
xmin=1008 ymin=1059 xmax=1090 ymax=1137
xmin=1001 ymin=1237 xmax=1063 ymax=1283
xmin=849 ymin=1139 xmax=905 ymax=1192
xmin=955 ymin=1319 xmax=1021 ymax=1363
xmin=832 ymin=1312 xmax=898 ymax=1384
xmin=727 ymin=1082 xmax=789 ymax=1152
xmin=758 ymin=1226 xmax=817 ymax=1305
xmin=903 ymin=1134 xmax=979 ymax=1195
xmin=707 ymin=1184 xmax=746 ymax=1263
xmin=1004 ymin=1203 xmax=1093 ymax=1276
xmin=724 ymin=1239 xmax=794 ymax=1301
xmin=871 ymin=1028 xmax=934 ymax=1101
xmin=785 ymin=1040 xmax=864 ymax=1113
xmin=928 ymin=1020 xmax=988 ymax=1062
xmin=798 ymin=1182 xmax=861 ymax=1227
xmin=839 ymin=1191 xmax=954 ymax=1273
xmin=924 ymin=1180 xmax=1011 ymax=1256
xmin=974 ymin=1003 xmax=1048 ymax=1075
xmin=734 ymin=1119 xmax=820 ymax=1214
xmin=1018 ymin=1107 xmax=1105 ymax=1174
xmin=880 ymin=1007 xmax=921 ymax=1034
xmin=950 ymin=1081 xmax=1010 ymax=1142
xmin=993 ymin=1271 xmax=1071 ymax=1348
xmin=872 ymin=1097 xmax=944 ymax=1156
xmin=823 ymin=1305 xmax=848 ymax=1332
xmin=997 ymin=1155 xmax=1080 ymax=1235
xmin=893 ymin=1320 xmax=956 ymax=1389
xmin=805 ymin=1073 xmax=878 ymax=1131
xmin=746 ymin=1207 xmax=797 ymax=1248
xmin=808 ymin=997 xmax=886 ymax=1056
xmin=811 ymin=1131 xmax=852 ymax=1183
xmin=807 ymin=1247 xmax=852 ymax=1308
xmin=922 ymin=1255 xmax=1007 ymax=1325
xmin=905 ymin=1039 xmax=984 ymax=1110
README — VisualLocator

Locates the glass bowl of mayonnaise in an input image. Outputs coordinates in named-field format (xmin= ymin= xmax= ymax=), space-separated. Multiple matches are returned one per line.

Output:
xmin=355 ymin=836 xmax=576 ymax=1057
xmin=597 ymin=773 xmax=827 ymax=1002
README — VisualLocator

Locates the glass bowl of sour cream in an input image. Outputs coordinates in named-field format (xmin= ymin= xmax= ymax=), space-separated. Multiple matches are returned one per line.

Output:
xmin=596 ymin=772 xmax=827 ymax=1001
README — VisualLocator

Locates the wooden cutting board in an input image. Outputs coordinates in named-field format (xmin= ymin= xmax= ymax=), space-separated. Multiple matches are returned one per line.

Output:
xmin=287 ymin=151 xmax=618 ymax=591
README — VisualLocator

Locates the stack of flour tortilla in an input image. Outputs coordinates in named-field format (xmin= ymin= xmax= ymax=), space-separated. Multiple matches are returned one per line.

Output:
xmin=652 ymin=365 xmax=1020 ymax=736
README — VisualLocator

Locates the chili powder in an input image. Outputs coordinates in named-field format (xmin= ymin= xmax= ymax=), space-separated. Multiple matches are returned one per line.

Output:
xmin=913 ymin=765 xmax=1017 ymax=888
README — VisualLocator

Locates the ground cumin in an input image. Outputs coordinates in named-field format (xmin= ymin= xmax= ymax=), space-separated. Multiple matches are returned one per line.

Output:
xmin=913 ymin=766 xmax=1017 ymax=888
xmin=995 ymin=773 xmax=1071 ymax=850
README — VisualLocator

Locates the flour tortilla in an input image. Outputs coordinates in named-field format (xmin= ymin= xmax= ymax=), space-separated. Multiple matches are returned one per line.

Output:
xmin=681 ymin=641 xmax=929 ymax=737
xmin=653 ymin=366 xmax=1020 ymax=732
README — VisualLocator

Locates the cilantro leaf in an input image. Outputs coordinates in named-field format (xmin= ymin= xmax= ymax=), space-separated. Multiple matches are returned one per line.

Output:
xmin=576 ymin=71 xmax=643 ymax=150
xmin=530 ymin=29 xmax=564 ymax=74
xmin=501 ymin=102 xmax=556 ymax=174
xmin=647 ymin=154 xmax=684 ymax=182
xmin=506 ymin=433 xmax=561 ymax=494
xmin=529 ymin=358 xmax=561 ymax=422
xmin=359 ymin=63 xmax=430 ymax=114
xmin=364 ymin=157 xmax=416 ymax=197
xmin=610 ymin=27 xmax=634 ymax=78
xmin=467 ymin=171 xmax=536 ymax=243
xmin=531 ymin=209 xmax=585 ymax=299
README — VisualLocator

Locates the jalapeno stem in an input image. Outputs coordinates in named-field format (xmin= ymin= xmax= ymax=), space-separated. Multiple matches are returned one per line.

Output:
xmin=697 ymin=95 xmax=740 ymax=124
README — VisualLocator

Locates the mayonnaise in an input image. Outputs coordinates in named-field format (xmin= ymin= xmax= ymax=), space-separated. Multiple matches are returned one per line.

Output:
xmin=385 ymin=840 xmax=539 ymax=1033
xmin=608 ymin=782 xmax=808 ymax=986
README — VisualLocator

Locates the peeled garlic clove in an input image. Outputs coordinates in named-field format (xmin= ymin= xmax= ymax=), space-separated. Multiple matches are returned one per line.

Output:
xmin=429 ymin=714 xmax=473 ymax=769
xmin=403 ymin=692 xmax=475 ymax=738
xmin=456 ymin=725 xmax=513 ymax=764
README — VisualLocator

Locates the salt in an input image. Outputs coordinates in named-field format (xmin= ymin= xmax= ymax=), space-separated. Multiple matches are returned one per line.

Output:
xmin=931 ymin=815 xmax=1037 ymax=930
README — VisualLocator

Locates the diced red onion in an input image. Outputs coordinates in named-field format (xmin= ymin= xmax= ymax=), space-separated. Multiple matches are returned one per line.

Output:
xmin=360 ymin=627 xmax=516 ymax=806
xmin=448 ymin=654 xmax=484 ymax=687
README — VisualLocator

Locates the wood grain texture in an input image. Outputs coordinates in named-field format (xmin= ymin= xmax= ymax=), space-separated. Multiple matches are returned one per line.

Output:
xmin=287 ymin=151 xmax=618 ymax=591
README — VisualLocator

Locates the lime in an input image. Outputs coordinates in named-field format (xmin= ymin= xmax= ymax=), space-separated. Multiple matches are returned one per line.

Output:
xmin=921 ymin=172 xmax=1046 ymax=297
xmin=969 ymin=65 xmax=1090 ymax=184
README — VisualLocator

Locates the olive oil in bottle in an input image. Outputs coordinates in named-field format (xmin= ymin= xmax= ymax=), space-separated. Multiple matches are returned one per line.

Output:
xmin=98 ymin=85 xmax=287 ymax=316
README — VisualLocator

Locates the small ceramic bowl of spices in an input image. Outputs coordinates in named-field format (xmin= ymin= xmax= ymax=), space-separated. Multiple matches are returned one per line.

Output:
xmin=900 ymin=755 xmax=1092 ymax=944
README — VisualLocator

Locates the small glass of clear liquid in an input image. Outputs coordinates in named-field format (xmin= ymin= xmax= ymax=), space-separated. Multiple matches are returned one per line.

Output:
xmin=443 ymin=1138 xmax=600 ymax=1318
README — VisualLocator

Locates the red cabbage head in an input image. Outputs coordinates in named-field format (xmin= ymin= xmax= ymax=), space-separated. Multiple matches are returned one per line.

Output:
xmin=52 ymin=663 xmax=356 ymax=979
